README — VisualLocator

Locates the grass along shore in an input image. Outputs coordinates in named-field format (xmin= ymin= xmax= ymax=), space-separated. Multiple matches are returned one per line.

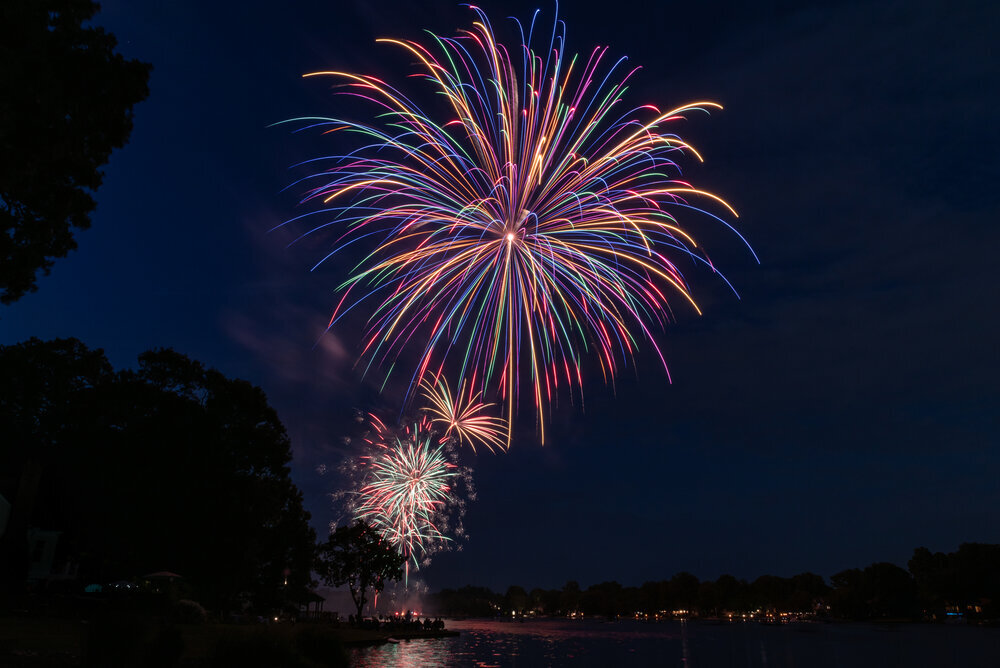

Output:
xmin=0 ymin=614 xmax=457 ymax=666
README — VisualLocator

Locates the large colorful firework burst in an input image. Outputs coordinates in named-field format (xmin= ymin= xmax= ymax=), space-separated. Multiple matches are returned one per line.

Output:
xmin=283 ymin=6 xmax=754 ymax=442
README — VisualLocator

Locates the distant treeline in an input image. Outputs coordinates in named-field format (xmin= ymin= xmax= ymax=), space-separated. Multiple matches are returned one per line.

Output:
xmin=430 ymin=543 xmax=1000 ymax=622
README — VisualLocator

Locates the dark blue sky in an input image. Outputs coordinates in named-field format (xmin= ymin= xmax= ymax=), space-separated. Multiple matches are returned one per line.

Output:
xmin=2 ymin=0 xmax=998 ymax=592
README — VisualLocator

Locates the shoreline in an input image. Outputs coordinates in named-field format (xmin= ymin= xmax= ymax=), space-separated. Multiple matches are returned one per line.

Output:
xmin=0 ymin=615 xmax=459 ymax=664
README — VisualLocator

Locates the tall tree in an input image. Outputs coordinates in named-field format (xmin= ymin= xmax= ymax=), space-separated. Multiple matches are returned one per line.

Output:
xmin=0 ymin=340 xmax=316 ymax=612
xmin=0 ymin=0 xmax=151 ymax=303
xmin=503 ymin=585 xmax=528 ymax=615
xmin=583 ymin=581 xmax=625 ymax=618
xmin=102 ymin=348 xmax=316 ymax=611
xmin=669 ymin=572 xmax=701 ymax=611
xmin=315 ymin=521 xmax=405 ymax=620
xmin=559 ymin=580 xmax=582 ymax=614
xmin=0 ymin=337 xmax=112 ymax=602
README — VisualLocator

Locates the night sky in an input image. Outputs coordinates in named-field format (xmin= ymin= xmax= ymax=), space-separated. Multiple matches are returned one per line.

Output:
xmin=2 ymin=0 xmax=997 ymax=593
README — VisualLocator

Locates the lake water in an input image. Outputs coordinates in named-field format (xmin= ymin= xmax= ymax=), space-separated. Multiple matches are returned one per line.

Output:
xmin=348 ymin=618 xmax=1000 ymax=667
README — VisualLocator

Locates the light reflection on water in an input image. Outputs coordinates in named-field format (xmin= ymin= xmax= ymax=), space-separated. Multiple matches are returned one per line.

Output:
xmin=348 ymin=618 xmax=1000 ymax=668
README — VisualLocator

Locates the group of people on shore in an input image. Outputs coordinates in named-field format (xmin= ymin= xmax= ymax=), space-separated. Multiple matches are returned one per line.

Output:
xmin=348 ymin=612 xmax=446 ymax=632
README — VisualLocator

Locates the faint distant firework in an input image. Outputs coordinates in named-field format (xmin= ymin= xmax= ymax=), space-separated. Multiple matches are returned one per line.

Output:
xmin=283 ymin=6 xmax=753 ymax=443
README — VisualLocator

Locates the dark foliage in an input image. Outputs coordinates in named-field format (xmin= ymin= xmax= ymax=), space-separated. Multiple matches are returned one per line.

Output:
xmin=503 ymin=585 xmax=528 ymax=615
xmin=314 ymin=520 xmax=405 ymax=620
xmin=909 ymin=543 xmax=1000 ymax=619
xmin=0 ymin=337 xmax=113 ymax=599
xmin=432 ymin=585 xmax=502 ymax=617
xmin=0 ymin=0 xmax=151 ymax=303
xmin=830 ymin=562 xmax=917 ymax=620
xmin=0 ymin=338 xmax=316 ymax=613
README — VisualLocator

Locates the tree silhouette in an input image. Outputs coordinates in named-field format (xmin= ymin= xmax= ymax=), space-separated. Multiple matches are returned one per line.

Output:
xmin=909 ymin=543 xmax=1000 ymax=618
xmin=315 ymin=521 xmax=405 ymax=620
xmin=0 ymin=337 xmax=113 ymax=601
xmin=503 ymin=585 xmax=528 ymax=615
xmin=559 ymin=580 xmax=582 ymax=614
xmin=0 ymin=0 xmax=151 ymax=303
xmin=0 ymin=339 xmax=316 ymax=612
